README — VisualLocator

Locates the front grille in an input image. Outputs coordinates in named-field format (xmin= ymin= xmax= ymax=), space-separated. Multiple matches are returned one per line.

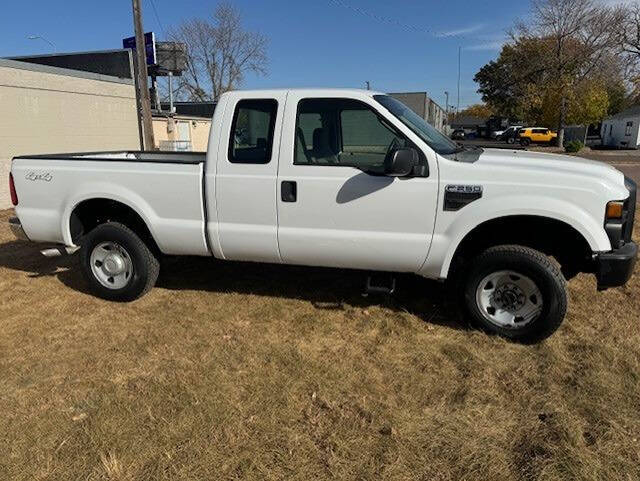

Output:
xmin=624 ymin=176 xmax=637 ymax=243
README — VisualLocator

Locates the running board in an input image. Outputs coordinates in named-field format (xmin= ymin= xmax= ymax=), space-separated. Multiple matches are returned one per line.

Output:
xmin=41 ymin=246 xmax=80 ymax=257
xmin=363 ymin=273 xmax=397 ymax=296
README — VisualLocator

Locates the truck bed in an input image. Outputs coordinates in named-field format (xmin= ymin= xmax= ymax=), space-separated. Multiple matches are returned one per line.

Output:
xmin=14 ymin=150 xmax=206 ymax=164
xmin=12 ymin=151 xmax=210 ymax=256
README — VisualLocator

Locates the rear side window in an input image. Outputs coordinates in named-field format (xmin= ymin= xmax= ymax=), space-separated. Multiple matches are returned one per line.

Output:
xmin=228 ymin=99 xmax=278 ymax=164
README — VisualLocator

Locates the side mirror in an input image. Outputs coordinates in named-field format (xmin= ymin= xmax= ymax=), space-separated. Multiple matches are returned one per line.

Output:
xmin=384 ymin=148 xmax=419 ymax=177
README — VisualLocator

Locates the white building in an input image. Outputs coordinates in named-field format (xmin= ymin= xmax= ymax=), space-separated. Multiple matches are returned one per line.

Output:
xmin=0 ymin=56 xmax=140 ymax=208
xmin=601 ymin=105 xmax=640 ymax=149
xmin=388 ymin=92 xmax=447 ymax=133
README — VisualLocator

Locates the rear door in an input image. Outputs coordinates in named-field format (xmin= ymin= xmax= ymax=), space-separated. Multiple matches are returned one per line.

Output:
xmin=214 ymin=92 xmax=286 ymax=262
xmin=275 ymin=93 xmax=439 ymax=272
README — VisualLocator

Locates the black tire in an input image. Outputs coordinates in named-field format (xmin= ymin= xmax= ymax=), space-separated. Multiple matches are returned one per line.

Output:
xmin=462 ymin=245 xmax=567 ymax=342
xmin=506 ymin=137 xmax=516 ymax=145
xmin=80 ymin=222 xmax=159 ymax=302
xmin=520 ymin=138 xmax=531 ymax=147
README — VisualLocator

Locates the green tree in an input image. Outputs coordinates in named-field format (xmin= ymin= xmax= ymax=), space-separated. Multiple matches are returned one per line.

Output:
xmin=474 ymin=37 xmax=551 ymax=120
xmin=457 ymin=104 xmax=494 ymax=119
xmin=568 ymin=83 xmax=609 ymax=125
xmin=604 ymin=79 xmax=628 ymax=116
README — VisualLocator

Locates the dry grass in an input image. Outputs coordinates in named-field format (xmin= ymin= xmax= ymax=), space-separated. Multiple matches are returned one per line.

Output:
xmin=0 ymin=208 xmax=639 ymax=481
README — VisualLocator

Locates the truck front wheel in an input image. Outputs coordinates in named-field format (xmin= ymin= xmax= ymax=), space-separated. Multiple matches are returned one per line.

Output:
xmin=80 ymin=222 xmax=159 ymax=302
xmin=462 ymin=245 xmax=567 ymax=342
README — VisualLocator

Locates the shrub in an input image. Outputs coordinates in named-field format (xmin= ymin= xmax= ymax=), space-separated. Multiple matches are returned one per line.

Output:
xmin=565 ymin=140 xmax=584 ymax=153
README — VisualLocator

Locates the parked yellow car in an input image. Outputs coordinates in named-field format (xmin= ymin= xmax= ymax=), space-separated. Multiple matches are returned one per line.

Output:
xmin=519 ymin=127 xmax=557 ymax=146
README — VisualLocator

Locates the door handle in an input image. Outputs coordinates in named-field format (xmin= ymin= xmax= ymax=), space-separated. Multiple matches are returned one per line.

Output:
xmin=281 ymin=181 xmax=297 ymax=202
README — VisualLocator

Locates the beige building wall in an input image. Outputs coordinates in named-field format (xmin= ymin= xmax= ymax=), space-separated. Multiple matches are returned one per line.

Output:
xmin=152 ymin=115 xmax=211 ymax=152
xmin=0 ymin=59 xmax=140 ymax=209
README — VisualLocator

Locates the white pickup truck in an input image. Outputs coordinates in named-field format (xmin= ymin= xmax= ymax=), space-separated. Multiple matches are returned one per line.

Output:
xmin=8 ymin=89 xmax=637 ymax=341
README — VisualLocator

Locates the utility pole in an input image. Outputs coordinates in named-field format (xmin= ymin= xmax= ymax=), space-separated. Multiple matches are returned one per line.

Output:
xmin=132 ymin=0 xmax=155 ymax=150
xmin=444 ymin=91 xmax=449 ymax=126
xmin=456 ymin=46 xmax=461 ymax=115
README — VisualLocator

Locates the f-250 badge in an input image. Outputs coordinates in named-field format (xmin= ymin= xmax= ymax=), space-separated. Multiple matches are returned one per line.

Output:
xmin=445 ymin=184 xmax=482 ymax=194
xmin=25 ymin=172 xmax=53 ymax=182
xmin=444 ymin=185 xmax=483 ymax=211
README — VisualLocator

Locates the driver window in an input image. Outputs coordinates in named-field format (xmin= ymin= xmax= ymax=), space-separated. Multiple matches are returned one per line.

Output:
xmin=294 ymin=98 xmax=410 ymax=171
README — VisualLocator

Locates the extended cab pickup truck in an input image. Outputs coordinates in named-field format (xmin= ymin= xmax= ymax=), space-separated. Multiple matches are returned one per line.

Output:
xmin=8 ymin=89 xmax=638 ymax=341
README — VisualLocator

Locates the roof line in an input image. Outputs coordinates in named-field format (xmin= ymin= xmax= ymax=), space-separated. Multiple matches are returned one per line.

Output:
xmin=8 ymin=48 xmax=133 ymax=60
xmin=0 ymin=57 xmax=134 ymax=85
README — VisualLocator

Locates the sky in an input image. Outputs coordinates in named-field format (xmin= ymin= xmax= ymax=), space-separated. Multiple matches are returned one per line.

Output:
xmin=0 ymin=0 xmax=535 ymax=109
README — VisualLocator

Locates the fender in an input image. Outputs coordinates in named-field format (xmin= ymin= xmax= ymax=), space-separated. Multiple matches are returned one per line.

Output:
xmin=62 ymin=181 xmax=160 ymax=249
xmin=418 ymin=194 xmax=612 ymax=280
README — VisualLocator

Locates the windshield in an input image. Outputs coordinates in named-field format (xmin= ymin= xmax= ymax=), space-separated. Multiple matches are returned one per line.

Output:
xmin=374 ymin=95 xmax=459 ymax=155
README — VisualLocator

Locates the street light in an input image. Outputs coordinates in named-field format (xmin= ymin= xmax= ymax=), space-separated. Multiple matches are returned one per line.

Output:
xmin=444 ymin=91 xmax=450 ymax=126
xmin=27 ymin=35 xmax=56 ymax=52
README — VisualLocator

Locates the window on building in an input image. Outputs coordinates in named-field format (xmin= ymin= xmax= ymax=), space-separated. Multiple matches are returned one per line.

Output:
xmin=228 ymin=99 xmax=278 ymax=164
xmin=294 ymin=98 xmax=418 ymax=173
xmin=625 ymin=121 xmax=633 ymax=136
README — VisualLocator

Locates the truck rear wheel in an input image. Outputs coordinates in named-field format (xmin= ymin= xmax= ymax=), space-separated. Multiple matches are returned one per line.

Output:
xmin=462 ymin=245 xmax=567 ymax=342
xmin=80 ymin=222 xmax=159 ymax=302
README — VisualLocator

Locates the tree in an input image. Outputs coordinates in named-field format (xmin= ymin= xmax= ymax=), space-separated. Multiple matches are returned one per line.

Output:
xmin=475 ymin=0 xmax=626 ymax=134
xmin=516 ymin=0 xmax=624 ymax=145
xmin=617 ymin=2 xmax=640 ymax=98
xmin=457 ymin=104 xmax=494 ymax=119
xmin=474 ymin=37 xmax=551 ymax=120
xmin=168 ymin=3 xmax=268 ymax=101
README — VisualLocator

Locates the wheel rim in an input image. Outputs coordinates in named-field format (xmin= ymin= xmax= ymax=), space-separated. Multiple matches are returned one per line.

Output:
xmin=90 ymin=241 xmax=133 ymax=290
xmin=475 ymin=270 xmax=543 ymax=329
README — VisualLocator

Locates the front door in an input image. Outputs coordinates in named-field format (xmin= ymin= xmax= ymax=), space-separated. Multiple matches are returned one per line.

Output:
xmin=276 ymin=93 xmax=439 ymax=272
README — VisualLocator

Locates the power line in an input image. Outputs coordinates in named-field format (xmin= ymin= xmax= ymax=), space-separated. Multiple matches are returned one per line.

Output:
xmin=327 ymin=0 xmax=478 ymax=39
xmin=147 ymin=0 xmax=166 ymax=38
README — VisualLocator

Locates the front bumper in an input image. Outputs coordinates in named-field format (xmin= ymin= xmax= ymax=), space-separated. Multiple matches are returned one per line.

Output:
xmin=595 ymin=241 xmax=637 ymax=290
xmin=8 ymin=217 xmax=29 ymax=241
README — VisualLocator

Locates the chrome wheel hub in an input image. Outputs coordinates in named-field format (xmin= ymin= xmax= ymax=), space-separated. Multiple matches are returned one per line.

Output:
xmin=475 ymin=270 xmax=543 ymax=329
xmin=90 ymin=241 xmax=133 ymax=290
xmin=103 ymin=254 xmax=126 ymax=276
xmin=493 ymin=282 xmax=526 ymax=311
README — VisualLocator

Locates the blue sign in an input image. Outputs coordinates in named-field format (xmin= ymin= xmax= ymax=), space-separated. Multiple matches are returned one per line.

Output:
xmin=123 ymin=31 xmax=156 ymax=66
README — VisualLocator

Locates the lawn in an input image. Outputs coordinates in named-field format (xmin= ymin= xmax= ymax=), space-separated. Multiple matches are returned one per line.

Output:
xmin=1 ymin=208 xmax=639 ymax=481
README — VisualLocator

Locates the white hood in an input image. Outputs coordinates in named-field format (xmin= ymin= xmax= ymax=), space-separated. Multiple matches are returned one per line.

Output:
xmin=476 ymin=148 xmax=626 ymax=191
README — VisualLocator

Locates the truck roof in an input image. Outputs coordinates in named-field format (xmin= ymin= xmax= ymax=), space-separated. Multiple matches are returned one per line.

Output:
xmin=221 ymin=88 xmax=386 ymax=97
